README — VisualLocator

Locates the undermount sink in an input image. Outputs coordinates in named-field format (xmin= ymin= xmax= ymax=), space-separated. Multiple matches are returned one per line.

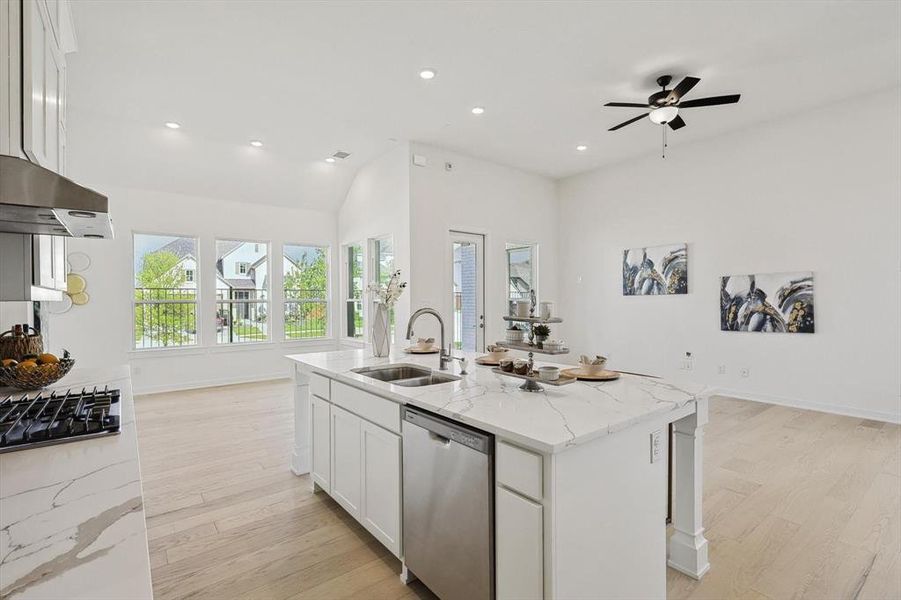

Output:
xmin=351 ymin=364 xmax=461 ymax=387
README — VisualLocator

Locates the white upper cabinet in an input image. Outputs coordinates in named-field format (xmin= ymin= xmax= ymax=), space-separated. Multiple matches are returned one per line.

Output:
xmin=17 ymin=0 xmax=76 ymax=175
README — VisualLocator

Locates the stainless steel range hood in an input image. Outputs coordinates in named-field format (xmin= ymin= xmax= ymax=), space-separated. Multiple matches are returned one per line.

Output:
xmin=0 ymin=154 xmax=113 ymax=238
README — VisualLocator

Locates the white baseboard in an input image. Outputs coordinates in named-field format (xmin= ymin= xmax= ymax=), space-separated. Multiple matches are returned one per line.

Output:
xmin=715 ymin=388 xmax=901 ymax=424
xmin=134 ymin=372 xmax=292 ymax=396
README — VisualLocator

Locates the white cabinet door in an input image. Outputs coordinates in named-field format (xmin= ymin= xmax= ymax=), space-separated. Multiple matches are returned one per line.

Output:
xmin=496 ymin=486 xmax=544 ymax=600
xmin=360 ymin=420 xmax=401 ymax=557
xmin=330 ymin=404 xmax=362 ymax=518
xmin=310 ymin=395 xmax=331 ymax=492
xmin=22 ymin=0 xmax=62 ymax=172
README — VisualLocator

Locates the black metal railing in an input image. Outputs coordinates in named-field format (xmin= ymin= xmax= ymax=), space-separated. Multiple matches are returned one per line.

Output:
xmin=135 ymin=287 xmax=327 ymax=347
xmin=285 ymin=289 xmax=327 ymax=339
xmin=134 ymin=288 xmax=198 ymax=349
xmin=216 ymin=288 xmax=268 ymax=344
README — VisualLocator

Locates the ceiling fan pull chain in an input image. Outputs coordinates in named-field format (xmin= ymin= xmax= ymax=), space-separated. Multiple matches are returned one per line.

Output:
xmin=662 ymin=125 xmax=667 ymax=159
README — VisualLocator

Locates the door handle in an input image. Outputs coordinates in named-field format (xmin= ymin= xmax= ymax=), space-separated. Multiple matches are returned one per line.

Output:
xmin=429 ymin=432 xmax=451 ymax=446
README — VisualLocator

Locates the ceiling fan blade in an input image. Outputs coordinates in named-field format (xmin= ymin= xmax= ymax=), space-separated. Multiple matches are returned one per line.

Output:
xmin=678 ymin=94 xmax=741 ymax=108
xmin=608 ymin=113 xmax=648 ymax=131
xmin=604 ymin=102 xmax=649 ymax=108
xmin=668 ymin=115 xmax=686 ymax=130
xmin=666 ymin=76 xmax=701 ymax=104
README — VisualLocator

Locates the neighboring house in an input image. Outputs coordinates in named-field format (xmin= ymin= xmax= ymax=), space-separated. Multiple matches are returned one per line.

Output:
xmin=153 ymin=237 xmax=198 ymax=291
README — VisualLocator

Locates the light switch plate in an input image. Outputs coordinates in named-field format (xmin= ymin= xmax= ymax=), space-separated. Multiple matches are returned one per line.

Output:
xmin=650 ymin=429 xmax=662 ymax=463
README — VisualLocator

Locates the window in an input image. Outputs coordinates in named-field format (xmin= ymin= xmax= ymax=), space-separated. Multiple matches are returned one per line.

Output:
xmin=216 ymin=240 xmax=269 ymax=343
xmin=284 ymin=244 xmax=329 ymax=340
xmin=371 ymin=237 xmax=395 ymax=288
xmin=345 ymin=244 xmax=364 ymax=338
xmin=133 ymin=233 xmax=198 ymax=349
xmin=506 ymin=243 xmax=537 ymax=314
xmin=370 ymin=237 xmax=395 ymax=339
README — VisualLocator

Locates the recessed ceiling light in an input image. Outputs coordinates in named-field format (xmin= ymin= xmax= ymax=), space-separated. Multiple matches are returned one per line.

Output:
xmin=165 ymin=122 xmax=181 ymax=129
xmin=325 ymin=157 xmax=336 ymax=163
xmin=419 ymin=68 xmax=437 ymax=80
xmin=471 ymin=106 xmax=485 ymax=115
xmin=250 ymin=140 xmax=263 ymax=147
xmin=576 ymin=145 xmax=588 ymax=152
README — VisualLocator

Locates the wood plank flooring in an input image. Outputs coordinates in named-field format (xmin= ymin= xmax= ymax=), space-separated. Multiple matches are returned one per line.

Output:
xmin=135 ymin=380 xmax=901 ymax=599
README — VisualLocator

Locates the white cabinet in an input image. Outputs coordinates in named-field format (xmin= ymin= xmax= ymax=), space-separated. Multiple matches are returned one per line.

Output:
xmin=2 ymin=0 xmax=73 ymax=167
xmin=496 ymin=486 xmax=544 ymax=600
xmin=361 ymin=420 xmax=401 ymax=556
xmin=310 ymin=380 xmax=403 ymax=558
xmin=329 ymin=404 xmax=362 ymax=518
xmin=310 ymin=394 xmax=331 ymax=492
xmin=22 ymin=0 xmax=62 ymax=172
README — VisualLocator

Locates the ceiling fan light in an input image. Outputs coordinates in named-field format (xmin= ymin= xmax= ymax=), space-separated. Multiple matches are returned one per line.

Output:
xmin=649 ymin=106 xmax=678 ymax=125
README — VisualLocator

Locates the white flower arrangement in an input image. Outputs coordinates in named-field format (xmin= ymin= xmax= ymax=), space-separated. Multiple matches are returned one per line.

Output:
xmin=367 ymin=269 xmax=407 ymax=308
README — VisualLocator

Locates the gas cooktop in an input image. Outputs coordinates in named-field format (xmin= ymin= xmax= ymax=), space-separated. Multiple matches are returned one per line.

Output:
xmin=0 ymin=386 xmax=121 ymax=453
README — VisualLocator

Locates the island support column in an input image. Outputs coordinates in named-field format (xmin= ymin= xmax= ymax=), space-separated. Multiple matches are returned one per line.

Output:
xmin=291 ymin=365 xmax=311 ymax=476
xmin=668 ymin=396 xmax=710 ymax=579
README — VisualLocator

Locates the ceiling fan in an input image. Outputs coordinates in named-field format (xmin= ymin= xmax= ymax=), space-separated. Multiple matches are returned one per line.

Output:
xmin=604 ymin=75 xmax=741 ymax=132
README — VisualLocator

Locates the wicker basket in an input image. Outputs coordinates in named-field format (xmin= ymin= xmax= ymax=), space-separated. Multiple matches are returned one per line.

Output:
xmin=0 ymin=358 xmax=75 ymax=390
xmin=0 ymin=326 xmax=44 ymax=361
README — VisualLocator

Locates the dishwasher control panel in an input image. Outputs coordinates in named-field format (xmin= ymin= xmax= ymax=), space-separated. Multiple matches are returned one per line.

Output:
xmin=403 ymin=406 xmax=492 ymax=454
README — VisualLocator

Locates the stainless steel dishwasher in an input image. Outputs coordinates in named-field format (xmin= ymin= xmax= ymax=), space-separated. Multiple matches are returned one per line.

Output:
xmin=402 ymin=406 xmax=494 ymax=600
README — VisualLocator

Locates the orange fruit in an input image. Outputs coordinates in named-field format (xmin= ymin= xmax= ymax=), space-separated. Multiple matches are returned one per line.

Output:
xmin=37 ymin=353 xmax=59 ymax=364
xmin=1 ymin=358 xmax=17 ymax=368
xmin=17 ymin=360 xmax=37 ymax=370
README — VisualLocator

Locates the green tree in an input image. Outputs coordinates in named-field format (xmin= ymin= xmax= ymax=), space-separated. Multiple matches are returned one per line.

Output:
xmin=135 ymin=251 xmax=194 ymax=347
xmin=284 ymin=248 xmax=328 ymax=337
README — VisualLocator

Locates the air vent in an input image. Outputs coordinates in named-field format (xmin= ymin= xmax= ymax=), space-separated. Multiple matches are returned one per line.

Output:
xmin=332 ymin=151 xmax=351 ymax=160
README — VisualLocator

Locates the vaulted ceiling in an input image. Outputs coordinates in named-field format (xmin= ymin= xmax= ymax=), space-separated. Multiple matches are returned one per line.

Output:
xmin=66 ymin=1 xmax=901 ymax=210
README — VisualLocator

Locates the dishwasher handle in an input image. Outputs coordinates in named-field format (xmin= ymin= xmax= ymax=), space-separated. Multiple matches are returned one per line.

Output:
xmin=403 ymin=406 xmax=493 ymax=455
xmin=429 ymin=431 xmax=451 ymax=446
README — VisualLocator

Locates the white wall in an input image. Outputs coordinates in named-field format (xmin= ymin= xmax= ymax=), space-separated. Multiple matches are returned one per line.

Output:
xmin=408 ymin=143 xmax=559 ymax=349
xmin=337 ymin=143 xmax=412 ymax=348
xmin=48 ymin=185 xmax=339 ymax=394
xmin=557 ymin=89 xmax=901 ymax=422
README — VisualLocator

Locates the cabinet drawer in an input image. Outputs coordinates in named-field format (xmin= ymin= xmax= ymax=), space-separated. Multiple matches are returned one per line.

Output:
xmin=331 ymin=381 xmax=400 ymax=434
xmin=310 ymin=372 xmax=330 ymax=400
xmin=497 ymin=441 xmax=543 ymax=501
xmin=496 ymin=486 xmax=544 ymax=599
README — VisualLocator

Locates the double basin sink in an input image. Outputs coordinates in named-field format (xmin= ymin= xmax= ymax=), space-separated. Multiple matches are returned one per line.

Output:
xmin=351 ymin=364 xmax=461 ymax=387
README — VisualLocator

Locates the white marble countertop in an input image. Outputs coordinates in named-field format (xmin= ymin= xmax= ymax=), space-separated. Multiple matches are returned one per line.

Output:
xmin=287 ymin=349 xmax=711 ymax=453
xmin=0 ymin=366 xmax=153 ymax=600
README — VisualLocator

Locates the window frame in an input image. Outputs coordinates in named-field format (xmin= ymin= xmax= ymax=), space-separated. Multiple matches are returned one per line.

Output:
xmin=368 ymin=235 xmax=395 ymax=341
xmin=215 ymin=238 xmax=271 ymax=345
xmin=505 ymin=242 xmax=539 ymax=312
xmin=132 ymin=231 xmax=201 ymax=351
xmin=343 ymin=242 xmax=365 ymax=341
xmin=283 ymin=242 xmax=331 ymax=341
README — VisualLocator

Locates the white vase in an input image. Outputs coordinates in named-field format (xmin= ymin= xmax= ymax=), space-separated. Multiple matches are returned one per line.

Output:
xmin=372 ymin=303 xmax=390 ymax=357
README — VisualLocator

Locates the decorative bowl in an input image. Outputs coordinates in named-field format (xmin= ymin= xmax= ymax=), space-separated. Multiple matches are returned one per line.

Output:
xmin=0 ymin=358 xmax=75 ymax=390
xmin=537 ymin=366 xmax=560 ymax=381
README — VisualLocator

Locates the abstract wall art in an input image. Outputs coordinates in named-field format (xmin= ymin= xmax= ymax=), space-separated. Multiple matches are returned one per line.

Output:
xmin=720 ymin=272 xmax=815 ymax=333
xmin=622 ymin=243 xmax=688 ymax=296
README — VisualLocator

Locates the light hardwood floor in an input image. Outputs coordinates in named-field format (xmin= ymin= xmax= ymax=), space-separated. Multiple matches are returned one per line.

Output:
xmin=135 ymin=380 xmax=901 ymax=600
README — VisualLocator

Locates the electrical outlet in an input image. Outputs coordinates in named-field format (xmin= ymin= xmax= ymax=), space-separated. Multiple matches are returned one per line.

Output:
xmin=717 ymin=365 xmax=727 ymax=375
xmin=650 ymin=430 xmax=662 ymax=463
xmin=740 ymin=367 xmax=750 ymax=378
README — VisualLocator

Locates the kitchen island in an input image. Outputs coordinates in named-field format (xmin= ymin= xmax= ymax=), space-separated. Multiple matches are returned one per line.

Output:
xmin=288 ymin=349 xmax=711 ymax=600
xmin=0 ymin=366 xmax=153 ymax=600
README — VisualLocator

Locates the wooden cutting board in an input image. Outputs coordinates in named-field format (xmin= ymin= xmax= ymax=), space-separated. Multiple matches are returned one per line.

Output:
xmin=403 ymin=347 xmax=440 ymax=354
xmin=561 ymin=368 xmax=621 ymax=381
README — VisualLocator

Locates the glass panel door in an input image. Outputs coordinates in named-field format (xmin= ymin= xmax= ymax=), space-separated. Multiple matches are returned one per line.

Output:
xmin=451 ymin=232 xmax=485 ymax=352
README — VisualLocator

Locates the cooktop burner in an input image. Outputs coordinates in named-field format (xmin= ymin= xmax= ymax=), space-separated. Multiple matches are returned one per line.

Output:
xmin=0 ymin=386 xmax=121 ymax=453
